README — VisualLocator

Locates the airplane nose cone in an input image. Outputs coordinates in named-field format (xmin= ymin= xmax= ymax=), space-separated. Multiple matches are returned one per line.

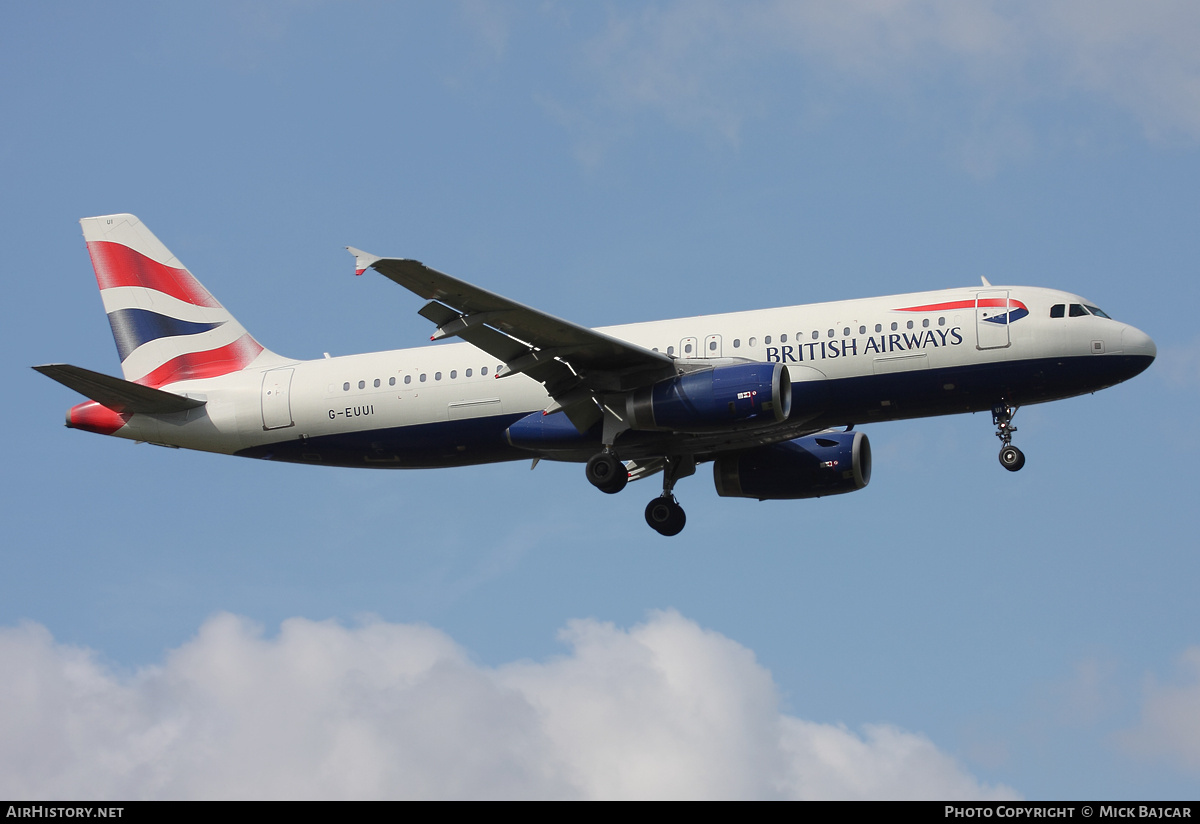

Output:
xmin=1122 ymin=325 xmax=1157 ymax=361
xmin=1118 ymin=325 xmax=1156 ymax=382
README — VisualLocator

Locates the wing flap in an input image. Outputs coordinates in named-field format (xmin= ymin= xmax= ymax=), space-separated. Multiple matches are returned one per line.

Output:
xmin=33 ymin=364 xmax=206 ymax=414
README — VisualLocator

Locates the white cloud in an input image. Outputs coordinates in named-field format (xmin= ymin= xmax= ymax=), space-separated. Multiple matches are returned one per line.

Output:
xmin=565 ymin=0 xmax=1200 ymax=168
xmin=0 ymin=610 xmax=1017 ymax=800
xmin=1119 ymin=647 xmax=1200 ymax=773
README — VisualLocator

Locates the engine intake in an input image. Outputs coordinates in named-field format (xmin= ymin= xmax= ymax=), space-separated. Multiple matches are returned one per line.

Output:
xmin=713 ymin=430 xmax=871 ymax=500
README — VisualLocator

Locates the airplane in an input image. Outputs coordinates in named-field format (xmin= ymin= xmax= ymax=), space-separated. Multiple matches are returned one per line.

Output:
xmin=35 ymin=214 xmax=1156 ymax=535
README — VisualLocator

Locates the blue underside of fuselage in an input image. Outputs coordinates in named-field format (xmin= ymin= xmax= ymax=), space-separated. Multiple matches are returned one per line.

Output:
xmin=235 ymin=353 xmax=1153 ymax=469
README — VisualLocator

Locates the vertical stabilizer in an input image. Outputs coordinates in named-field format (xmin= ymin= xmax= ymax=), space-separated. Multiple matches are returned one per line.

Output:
xmin=80 ymin=214 xmax=277 ymax=387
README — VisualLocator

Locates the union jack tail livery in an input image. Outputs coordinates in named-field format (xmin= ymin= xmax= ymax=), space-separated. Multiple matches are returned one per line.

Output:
xmin=80 ymin=214 xmax=275 ymax=387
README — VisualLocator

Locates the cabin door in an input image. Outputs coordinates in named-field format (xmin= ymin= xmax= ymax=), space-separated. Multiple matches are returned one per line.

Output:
xmin=975 ymin=291 xmax=1011 ymax=350
xmin=261 ymin=368 xmax=295 ymax=430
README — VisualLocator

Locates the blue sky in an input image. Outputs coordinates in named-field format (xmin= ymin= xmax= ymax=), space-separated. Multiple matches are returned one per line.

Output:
xmin=3 ymin=1 xmax=1200 ymax=799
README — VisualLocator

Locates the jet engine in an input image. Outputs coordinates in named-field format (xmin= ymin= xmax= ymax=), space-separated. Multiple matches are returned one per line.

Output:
xmin=713 ymin=430 xmax=871 ymax=500
xmin=626 ymin=362 xmax=791 ymax=432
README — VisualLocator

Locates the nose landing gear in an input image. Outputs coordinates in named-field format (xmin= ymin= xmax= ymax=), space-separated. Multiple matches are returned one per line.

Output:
xmin=992 ymin=402 xmax=1025 ymax=472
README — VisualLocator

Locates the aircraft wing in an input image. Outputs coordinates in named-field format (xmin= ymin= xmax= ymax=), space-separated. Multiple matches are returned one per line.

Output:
xmin=354 ymin=253 xmax=676 ymax=429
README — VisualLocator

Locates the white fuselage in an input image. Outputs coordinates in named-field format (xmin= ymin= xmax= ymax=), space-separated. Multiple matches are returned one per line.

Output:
xmin=101 ymin=284 xmax=1155 ymax=469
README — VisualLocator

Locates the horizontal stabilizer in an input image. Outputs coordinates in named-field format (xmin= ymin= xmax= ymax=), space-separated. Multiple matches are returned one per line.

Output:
xmin=32 ymin=364 xmax=206 ymax=414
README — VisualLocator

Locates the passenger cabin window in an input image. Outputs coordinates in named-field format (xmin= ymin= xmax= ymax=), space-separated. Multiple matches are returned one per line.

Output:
xmin=389 ymin=377 xmax=395 ymax=386
xmin=343 ymin=382 xmax=350 ymax=391
xmin=733 ymin=339 xmax=740 ymax=348
xmin=1051 ymin=304 xmax=1065 ymax=318
xmin=358 ymin=380 xmax=365 ymax=389
xmin=374 ymin=379 xmax=380 ymax=388
xmin=404 ymin=375 xmax=411 ymax=385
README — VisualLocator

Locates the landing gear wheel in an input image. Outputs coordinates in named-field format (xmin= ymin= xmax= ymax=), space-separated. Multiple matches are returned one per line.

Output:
xmin=586 ymin=452 xmax=628 ymax=494
xmin=645 ymin=496 xmax=686 ymax=536
xmin=999 ymin=445 xmax=1026 ymax=472
xmin=991 ymin=402 xmax=1024 ymax=473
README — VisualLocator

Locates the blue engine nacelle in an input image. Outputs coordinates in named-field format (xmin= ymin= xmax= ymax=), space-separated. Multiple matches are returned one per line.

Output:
xmin=506 ymin=409 xmax=597 ymax=452
xmin=627 ymin=362 xmax=791 ymax=432
xmin=712 ymin=430 xmax=871 ymax=500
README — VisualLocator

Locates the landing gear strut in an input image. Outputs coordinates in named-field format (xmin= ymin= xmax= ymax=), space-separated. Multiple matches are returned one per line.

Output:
xmin=585 ymin=449 xmax=695 ymax=534
xmin=644 ymin=455 xmax=695 ymax=536
xmin=992 ymin=402 xmax=1025 ymax=472
xmin=586 ymin=451 xmax=628 ymax=494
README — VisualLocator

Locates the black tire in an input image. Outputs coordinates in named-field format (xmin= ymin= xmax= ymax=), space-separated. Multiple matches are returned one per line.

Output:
xmin=999 ymin=445 xmax=1026 ymax=472
xmin=586 ymin=452 xmax=628 ymax=494
xmin=645 ymin=497 xmax=686 ymax=536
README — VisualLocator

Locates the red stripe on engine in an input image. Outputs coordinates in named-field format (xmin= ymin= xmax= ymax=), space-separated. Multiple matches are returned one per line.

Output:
xmin=133 ymin=334 xmax=264 ymax=388
xmin=87 ymin=241 xmax=221 ymax=307
xmin=67 ymin=401 xmax=131 ymax=435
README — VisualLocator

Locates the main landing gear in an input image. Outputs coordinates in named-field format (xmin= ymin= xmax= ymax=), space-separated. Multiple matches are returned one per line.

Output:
xmin=644 ymin=456 xmax=694 ymax=536
xmin=585 ymin=451 xmax=628 ymax=494
xmin=992 ymin=402 xmax=1025 ymax=472
xmin=585 ymin=451 xmax=694 ymax=536
xmin=645 ymin=496 xmax=686 ymax=537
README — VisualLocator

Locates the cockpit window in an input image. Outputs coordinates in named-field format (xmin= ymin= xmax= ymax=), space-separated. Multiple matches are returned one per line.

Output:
xmin=1069 ymin=304 xmax=1088 ymax=317
xmin=1050 ymin=304 xmax=1065 ymax=318
xmin=1085 ymin=305 xmax=1111 ymax=319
